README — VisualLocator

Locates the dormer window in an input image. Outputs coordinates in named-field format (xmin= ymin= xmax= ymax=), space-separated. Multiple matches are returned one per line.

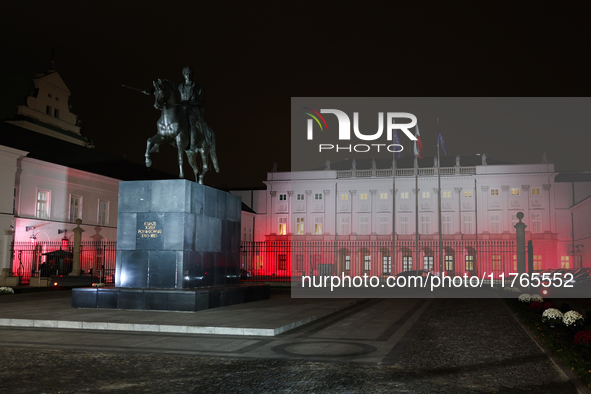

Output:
xmin=54 ymin=109 xmax=60 ymax=118
xmin=46 ymin=105 xmax=52 ymax=115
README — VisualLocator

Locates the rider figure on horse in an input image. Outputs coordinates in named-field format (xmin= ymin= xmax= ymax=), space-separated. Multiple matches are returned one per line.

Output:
xmin=144 ymin=66 xmax=213 ymax=152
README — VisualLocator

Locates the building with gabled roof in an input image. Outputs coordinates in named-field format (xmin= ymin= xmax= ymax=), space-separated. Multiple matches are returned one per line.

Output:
xmin=0 ymin=65 xmax=175 ymax=285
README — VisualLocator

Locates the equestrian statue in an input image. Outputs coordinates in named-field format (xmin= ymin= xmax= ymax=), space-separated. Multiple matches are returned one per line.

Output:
xmin=123 ymin=66 xmax=220 ymax=184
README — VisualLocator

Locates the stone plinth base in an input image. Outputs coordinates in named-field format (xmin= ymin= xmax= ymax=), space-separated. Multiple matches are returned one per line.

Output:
xmin=116 ymin=180 xmax=241 ymax=289
xmin=2 ymin=276 xmax=19 ymax=287
xmin=71 ymin=284 xmax=270 ymax=312
xmin=29 ymin=277 xmax=51 ymax=287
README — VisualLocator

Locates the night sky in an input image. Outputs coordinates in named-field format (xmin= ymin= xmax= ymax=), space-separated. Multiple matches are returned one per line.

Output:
xmin=2 ymin=2 xmax=590 ymax=188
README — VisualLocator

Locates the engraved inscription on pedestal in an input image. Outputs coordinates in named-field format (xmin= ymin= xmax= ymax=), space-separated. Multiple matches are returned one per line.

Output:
xmin=138 ymin=221 xmax=162 ymax=239
xmin=136 ymin=214 xmax=164 ymax=250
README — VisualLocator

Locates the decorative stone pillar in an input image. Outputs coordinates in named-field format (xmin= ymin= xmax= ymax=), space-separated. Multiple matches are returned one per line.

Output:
xmin=0 ymin=230 xmax=14 ymax=285
xmin=515 ymin=212 xmax=526 ymax=276
xmin=69 ymin=219 xmax=84 ymax=276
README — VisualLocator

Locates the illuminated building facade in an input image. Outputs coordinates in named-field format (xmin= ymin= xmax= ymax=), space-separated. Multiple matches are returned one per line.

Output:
xmin=0 ymin=66 xmax=170 ymax=285
xmin=233 ymin=156 xmax=591 ymax=278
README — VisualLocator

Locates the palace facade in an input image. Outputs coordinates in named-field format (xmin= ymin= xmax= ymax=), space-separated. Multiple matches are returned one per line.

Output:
xmin=232 ymin=156 xmax=591 ymax=278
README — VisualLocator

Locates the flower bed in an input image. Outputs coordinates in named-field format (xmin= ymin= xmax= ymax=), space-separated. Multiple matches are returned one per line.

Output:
xmin=518 ymin=293 xmax=531 ymax=303
xmin=528 ymin=301 xmax=543 ymax=311
xmin=541 ymin=308 xmax=563 ymax=326
xmin=531 ymin=294 xmax=543 ymax=303
xmin=564 ymin=311 xmax=585 ymax=329
xmin=505 ymin=297 xmax=591 ymax=389
xmin=575 ymin=330 xmax=591 ymax=346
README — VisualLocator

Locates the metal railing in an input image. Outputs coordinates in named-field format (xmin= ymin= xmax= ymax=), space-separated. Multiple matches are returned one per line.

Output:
xmin=10 ymin=241 xmax=117 ymax=285
xmin=240 ymin=240 xmax=521 ymax=282
xmin=336 ymin=166 xmax=477 ymax=178
xmin=10 ymin=239 xmax=521 ymax=285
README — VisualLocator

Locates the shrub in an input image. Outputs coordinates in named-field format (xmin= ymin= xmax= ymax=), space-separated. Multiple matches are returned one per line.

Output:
xmin=543 ymin=302 xmax=557 ymax=310
xmin=518 ymin=293 xmax=531 ymax=303
xmin=542 ymin=308 xmax=564 ymax=326
xmin=530 ymin=294 xmax=543 ymax=303
xmin=529 ymin=301 xmax=543 ymax=311
xmin=563 ymin=311 xmax=585 ymax=329
xmin=574 ymin=330 xmax=591 ymax=346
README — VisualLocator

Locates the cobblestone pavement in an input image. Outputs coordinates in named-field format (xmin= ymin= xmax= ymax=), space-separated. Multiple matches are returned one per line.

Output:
xmin=0 ymin=298 xmax=576 ymax=393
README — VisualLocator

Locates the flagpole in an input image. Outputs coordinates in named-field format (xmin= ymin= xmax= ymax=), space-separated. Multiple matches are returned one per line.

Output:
xmin=438 ymin=131 xmax=443 ymax=275
xmin=413 ymin=124 xmax=422 ymax=276
xmin=415 ymin=155 xmax=419 ymax=276
xmin=392 ymin=144 xmax=396 ymax=276
xmin=436 ymin=121 xmax=447 ymax=275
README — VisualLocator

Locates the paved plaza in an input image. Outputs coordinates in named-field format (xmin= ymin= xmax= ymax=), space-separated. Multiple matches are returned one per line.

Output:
xmin=0 ymin=289 xmax=583 ymax=393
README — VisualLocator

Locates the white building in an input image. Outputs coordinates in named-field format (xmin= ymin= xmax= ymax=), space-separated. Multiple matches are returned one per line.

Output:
xmin=233 ymin=156 xmax=591 ymax=277
xmin=0 ymin=67 xmax=123 ymax=285
xmin=12 ymin=155 xmax=119 ymax=244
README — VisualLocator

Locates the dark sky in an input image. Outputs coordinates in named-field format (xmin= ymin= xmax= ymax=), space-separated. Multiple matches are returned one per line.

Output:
xmin=2 ymin=2 xmax=590 ymax=188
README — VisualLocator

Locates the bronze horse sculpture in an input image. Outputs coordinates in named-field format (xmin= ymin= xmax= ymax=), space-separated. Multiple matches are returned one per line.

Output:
xmin=145 ymin=79 xmax=219 ymax=184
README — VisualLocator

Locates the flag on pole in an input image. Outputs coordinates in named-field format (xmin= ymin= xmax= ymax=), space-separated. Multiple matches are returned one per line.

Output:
xmin=413 ymin=124 xmax=423 ymax=159
xmin=437 ymin=125 xmax=448 ymax=156
xmin=393 ymin=129 xmax=402 ymax=160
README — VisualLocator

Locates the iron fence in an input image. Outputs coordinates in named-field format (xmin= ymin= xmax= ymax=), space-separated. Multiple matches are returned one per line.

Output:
xmin=9 ymin=239 xmax=527 ymax=285
xmin=10 ymin=241 xmax=117 ymax=285
xmin=241 ymin=240 xmax=525 ymax=282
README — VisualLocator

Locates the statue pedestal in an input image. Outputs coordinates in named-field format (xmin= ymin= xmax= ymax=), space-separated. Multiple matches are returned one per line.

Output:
xmin=72 ymin=180 xmax=269 ymax=311
xmin=72 ymin=284 xmax=270 ymax=312
xmin=115 ymin=179 xmax=241 ymax=289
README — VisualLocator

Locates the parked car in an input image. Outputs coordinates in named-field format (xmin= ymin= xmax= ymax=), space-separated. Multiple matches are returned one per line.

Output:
xmin=240 ymin=269 xmax=252 ymax=280
xmin=535 ymin=268 xmax=591 ymax=298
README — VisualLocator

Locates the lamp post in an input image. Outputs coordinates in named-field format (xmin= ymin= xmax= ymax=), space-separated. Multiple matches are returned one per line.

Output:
xmin=26 ymin=226 xmax=36 ymax=244
xmin=58 ymin=229 xmax=68 ymax=250
xmin=69 ymin=219 xmax=84 ymax=276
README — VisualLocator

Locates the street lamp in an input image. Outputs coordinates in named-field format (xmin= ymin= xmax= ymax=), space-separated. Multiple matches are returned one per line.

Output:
xmin=26 ymin=226 xmax=36 ymax=243
xmin=58 ymin=229 xmax=68 ymax=250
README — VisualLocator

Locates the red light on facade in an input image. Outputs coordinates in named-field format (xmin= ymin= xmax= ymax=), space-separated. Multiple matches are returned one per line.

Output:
xmin=53 ymin=282 xmax=58 ymax=286
xmin=61 ymin=236 xmax=69 ymax=250
xmin=542 ymin=289 xmax=548 ymax=295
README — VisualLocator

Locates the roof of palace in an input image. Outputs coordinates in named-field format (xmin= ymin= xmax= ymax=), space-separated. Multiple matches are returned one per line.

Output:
xmin=0 ymin=120 xmax=176 ymax=181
